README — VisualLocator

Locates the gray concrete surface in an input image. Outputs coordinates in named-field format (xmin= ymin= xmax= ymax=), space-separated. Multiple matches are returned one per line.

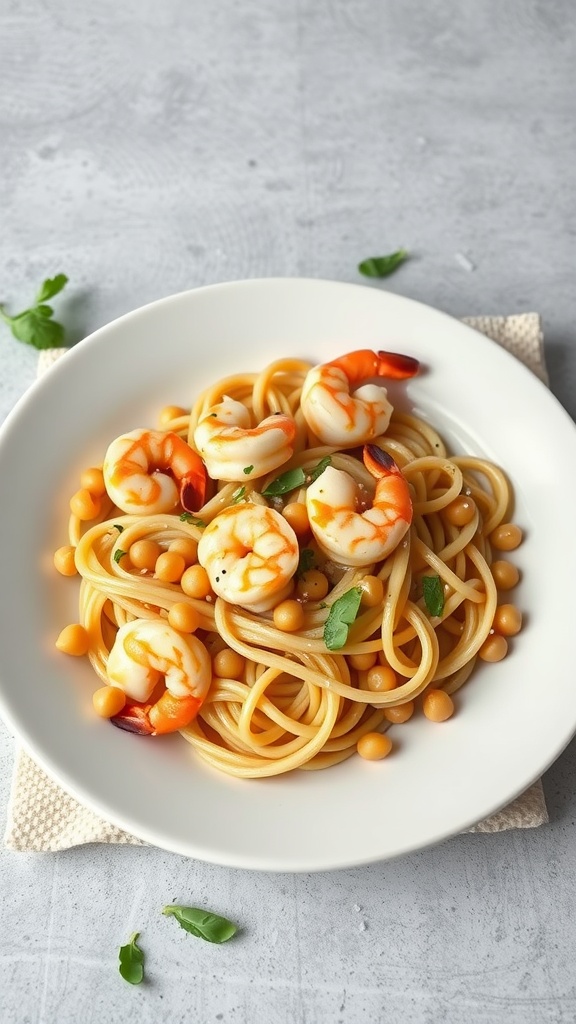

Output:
xmin=1 ymin=1 xmax=576 ymax=1021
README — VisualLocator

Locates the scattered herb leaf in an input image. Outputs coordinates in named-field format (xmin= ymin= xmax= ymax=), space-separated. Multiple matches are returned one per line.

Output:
xmin=113 ymin=524 xmax=124 ymax=533
xmin=323 ymin=587 xmax=363 ymax=650
xmin=308 ymin=455 xmax=332 ymax=483
xmin=243 ymin=465 xmax=254 ymax=475
xmin=231 ymin=486 xmax=246 ymax=503
xmin=262 ymin=466 xmax=306 ymax=497
xmin=296 ymin=548 xmax=316 ymax=578
xmin=162 ymin=906 xmax=238 ymax=944
xmin=0 ymin=274 xmax=69 ymax=349
xmin=358 ymin=250 xmax=409 ymax=279
xmin=319 ymin=601 xmax=328 ymax=609
xmin=118 ymin=932 xmax=145 ymax=985
xmin=179 ymin=512 xmax=206 ymax=527
xmin=262 ymin=457 xmax=332 ymax=498
xmin=422 ymin=575 xmax=444 ymax=617
xmin=113 ymin=549 xmax=127 ymax=564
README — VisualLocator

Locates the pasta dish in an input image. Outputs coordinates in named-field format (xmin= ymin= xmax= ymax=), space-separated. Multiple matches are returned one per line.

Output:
xmin=53 ymin=349 xmax=523 ymax=777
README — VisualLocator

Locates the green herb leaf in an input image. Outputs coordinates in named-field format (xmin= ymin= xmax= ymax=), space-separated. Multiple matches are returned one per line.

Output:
xmin=179 ymin=512 xmax=206 ymax=527
xmin=35 ymin=273 xmax=69 ymax=303
xmin=113 ymin=549 xmax=127 ymax=564
xmin=358 ymin=250 xmax=409 ymax=279
xmin=231 ymin=486 xmax=246 ymax=503
xmin=422 ymin=575 xmax=445 ymax=617
xmin=243 ymin=465 xmax=254 ymax=475
xmin=296 ymin=548 xmax=316 ymax=578
xmin=8 ymin=309 xmax=65 ymax=349
xmin=0 ymin=274 xmax=68 ymax=349
xmin=118 ymin=932 xmax=145 ymax=985
xmin=162 ymin=906 xmax=238 ymax=944
xmin=113 ymin=524 xmax=124 ymax=533
xmin=323 ymin=587 xmax=363 ymax=650
xmin=308 ymin=455 xmax=332 ymax=483
xmin=262 ymin=467 xmax=306 ymax=497
xmin=262 ymin=457 xmax=332 ymax=498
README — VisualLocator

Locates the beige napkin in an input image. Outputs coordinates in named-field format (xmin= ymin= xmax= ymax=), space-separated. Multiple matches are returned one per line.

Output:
xmin=4 ymin=313 xmax=549 ymax=851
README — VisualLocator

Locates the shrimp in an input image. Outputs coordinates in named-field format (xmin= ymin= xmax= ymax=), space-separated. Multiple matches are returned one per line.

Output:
xmin=193 ymin=397 xmax=296 ymax=481
xmin=300 ymin=349 xmax=419 ymax=446
xmin=103 ymin=428 xmax=206 ymax=515
xmin=197 ymin=503 xmax=299 ymax=613
xmin=306 ymin=444 xmax=412 ymax=566
xmin=107 ymin=619 xmax=212 ymax=735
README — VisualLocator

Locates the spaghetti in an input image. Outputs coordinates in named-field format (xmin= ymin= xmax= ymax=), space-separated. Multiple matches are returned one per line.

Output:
xmin=55 ymin=350 xmax=523 ymax=777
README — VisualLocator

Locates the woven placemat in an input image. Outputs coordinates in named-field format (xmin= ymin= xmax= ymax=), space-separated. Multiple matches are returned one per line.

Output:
xmin=4 ymin=313 xmax=549 ymax=850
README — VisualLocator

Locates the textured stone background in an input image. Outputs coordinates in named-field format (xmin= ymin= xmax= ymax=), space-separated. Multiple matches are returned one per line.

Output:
xmin=1 ymin=2 xmax=576 ymax=1022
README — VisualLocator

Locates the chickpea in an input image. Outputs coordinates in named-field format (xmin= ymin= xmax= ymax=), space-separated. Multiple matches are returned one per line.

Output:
xmin=492 ymin=560 xmax=520 ymax=590
xmin=53 ymin=545 xmax=77 ymax=576
xmin=359 ymin=575 xmax=384 ymax=608
xmin=366 ymin=665 xmax=397 ymax=692
xmin=357 ymin=732 xmax=393 ymax=761
xmin=92 ymin=685 xmax=126 ymax=719
xmin=79 ymin=466 xmax=106 ymax=497
xmin=479 ymin=633 xmax=508 ymax=662
xmin=158 ymin=404 xmax=188 ymax=427
xmin=492 ymin=604 xmax=522 ymax=637
xmin=348 ymin=651 xmax=378 ymax=671
xmin=296 ymin=569 xmax=329 ymax=602
xmin=213 ymin=648 xmax=246 ymax=679
xmin=444 ymin=496 xmax=476 ymax=527
xmin=55 ymin=623 xmax=90 ymax=656
xmin=180 ymin=564 xmax=212 ymax=599
xmin=273 ymin=599 xmax=305 ymax=632
xmin=69 ymin=488 xmax=101 ymax=521
xmin=282 ymin=503 xmax=310 ymax=538
xmin=490 ymin=523 xmax=523 ymax=551
xmin=155 ymin=551 xmax=186 ymax=583
xmin=384 ymin=701 xmax=415 ymax=724
xmin=168 ymin=602 xmax=201 ymax=633
xmin=423 ymin=689 xmax=454 ymax=722
xmin=168 ymin=537 xmax=199 ymax=565
xmin=129 ymin=539 xmax=163 ymax=572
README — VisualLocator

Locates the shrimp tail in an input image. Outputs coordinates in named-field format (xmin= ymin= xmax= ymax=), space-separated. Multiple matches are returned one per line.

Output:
xmin=363 ymin=443 xmax=398 ymax=476
xmin=180 ymin=473 xmax=206 ymax=513
xmin=111 ymin=700 xmax=155 ymax=735
xmin=375 ymin=351 xmax=420 ymax=380
xmin=111 ymin=694 xmax=203 ymax=735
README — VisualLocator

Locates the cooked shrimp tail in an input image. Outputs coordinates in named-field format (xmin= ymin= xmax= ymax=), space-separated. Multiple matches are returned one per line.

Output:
xmin=329 ymin=349 xmax=419 ymax=383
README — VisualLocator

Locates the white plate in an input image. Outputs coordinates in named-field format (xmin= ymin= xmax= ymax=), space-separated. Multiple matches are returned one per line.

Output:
xmin=1 ymin=279 xmax=575 ymax=871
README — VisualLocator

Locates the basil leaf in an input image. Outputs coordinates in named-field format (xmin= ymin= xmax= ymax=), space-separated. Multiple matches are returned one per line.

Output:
xmin=118 ymin=932 xmax=145 ymax=985
xmin=323 ymin=587 xmax=362 ymax=650
xmin=358 ymin=250 xmax=409 ymax=279
xmin=162 ymin=905 xmax=238 ymax=944
xmin=308 ymin=455 xmax=331 ymax=482
xmin=180 ymin=512 xmax=206 ymax=527
xmin=113 ymin=549 xmax=127 ymax=564
xmin=231 ymin=486 xmax=246 ymax=503
xmin=262 ymin=467 xmax=306 ymax=497
xmin=243 ymin=465 xmax=254 ymax=475
xmin=0 ymin=274 xmax=69 ymax=349
xmin=422 ymin=575 xmax=444 ymax=617
xmin=262 ymin=457 xmax=333 ymax=498
xmin=35 ymin=273 xmax=69 ymax=303
xmin=8 ymin=308 xmax=65 ymax=349
xmin=296 ymin=548 xmax=316 ymax=578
